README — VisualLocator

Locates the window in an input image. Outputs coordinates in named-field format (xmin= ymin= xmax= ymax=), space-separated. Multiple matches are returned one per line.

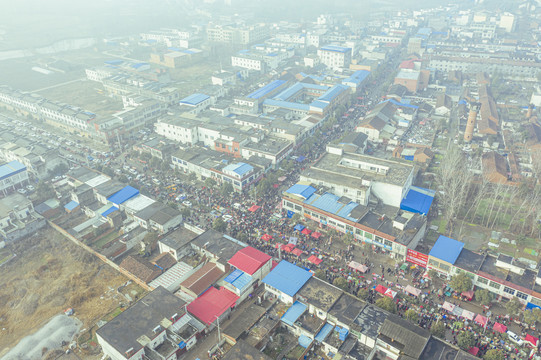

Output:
xmin=355 ymin=229 xmax=363 ymax=236
xmin=429 ymin=258 xmax=440 ymax=268
xmin=516 ymin=292 xmax=528 ymax=300
xmin=489 ymin=281 xmax=501 ymax=290
xmin=375 ymin=236 xmax=383 ymax=243
xmin=439 ymin=263 xmax=450 ymax=272
xmin=503 ymin=287 xmax=515 ymax=295
xmin=365 ymin=233 xmax=373 ymax=240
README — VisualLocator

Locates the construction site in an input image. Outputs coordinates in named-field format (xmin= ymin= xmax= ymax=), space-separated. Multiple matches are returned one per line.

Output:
xmin=0 ymin=226 xmax=145 ymax=358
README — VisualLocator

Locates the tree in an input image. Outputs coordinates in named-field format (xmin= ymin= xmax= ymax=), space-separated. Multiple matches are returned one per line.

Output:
xmin=483 ymin=349 xmax=505 ymax=360
xmin=505 ymin=297 xmax=523 ymax=317
xmin=35 ymin=181 xmax=55 ymax=199
xmin=457 ymin=331 xmax=476 ymax=350
xmin=449 ymin=273 xmax=472 ymax=293
xmin=204 ymin=177 xmax=217 ymax=188
xmin=333 ymin=277 xmax=349 ymax=291
xmin=180 ymin=207 xmax=191 ymax=218
xmin=475 ymin=289 xmax=494 ymax=306
xmin=431 ymin=322 xmax=446 ymax=338
xmin=523 ymin=308 xmax=541 ymax=326
xmin=220 ymin=182 xmax=234 ymax=196
xmin=375 ymin=297 xmax=396 ymax=314
xmin=405 ymin=309 xmax=419 ymax=323
xmin=314 ymin=269 xmax=326 ymax=280
xmin=357 ymin=288 xmax=370 ymax=300
xmin=212 ymin=217 xmax=227 ymax=232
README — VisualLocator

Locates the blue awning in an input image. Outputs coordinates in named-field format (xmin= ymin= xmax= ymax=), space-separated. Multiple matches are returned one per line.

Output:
xmin=526 ymin=302 xmax=541 ymax=310
xmin=281 ymin=301 xmax=307 ymax=326
xmin=315 ymin=323 xmax=333 ymax=342
xmin=294 ymin=224 xmax=305 ymax=231
xmin=296 ymin=156 xmax=306 ymax=163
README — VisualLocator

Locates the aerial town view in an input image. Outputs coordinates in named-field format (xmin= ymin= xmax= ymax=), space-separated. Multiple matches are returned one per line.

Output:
xmin=1 ymin=0 xmax=541 ymax=359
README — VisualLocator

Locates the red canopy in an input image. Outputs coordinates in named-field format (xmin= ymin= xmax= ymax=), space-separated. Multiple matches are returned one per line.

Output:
xmin=301 ymin=228 xmax=312 ymax=235
xmin=474 ymin=314 xmax=488 ymax=327
xmin=261 ymin=234 xmax=273 ymax=241
xmin=307 ymin=255 xmax=323 ymax=265
xmin=311 ymin=231 xmax=322 ymax=239
xmin=292 ymin=248 xmax=303 ymax=257
xmin=248 ymin=205 xmax=261 ymax=212
xmin=273 ymin=184 xmax=279 ymax=188
xmin=468 ymin=347 xmax=479 ymax=356
xmin=461 ymin=290 xmax=474 ymax=300
xmin=375 ymin=284 xmax=388 ymax=295
xmin=525 ymin=334 xmax=538 ymax=347
xmin=283 ymin=244 xmax=294 ymax=253
xmin=493 ymin=322 xmax=507 ymax=333
xmin=274 ymin=243 xmax=282 ymax=249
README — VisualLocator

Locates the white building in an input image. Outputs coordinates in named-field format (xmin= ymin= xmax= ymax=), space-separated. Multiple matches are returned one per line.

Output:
xmin=317 ymin=45 xmax=352 ymax=70
xmin=0 ymin=161 xmax=29 ymax=194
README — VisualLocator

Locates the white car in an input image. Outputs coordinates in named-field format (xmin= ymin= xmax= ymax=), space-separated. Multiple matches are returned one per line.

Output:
xmin=182 ymin=201 xmax=192 ymax=207
xmin=507 ymin=331 xmax=524 ymax=345
xmin=26 ymin=185 xmax=35 ymax=191
xmin=222 ymin=214 xmax=233 ymax=222
xmin=17 ymin=188 xmax=27 ymax=195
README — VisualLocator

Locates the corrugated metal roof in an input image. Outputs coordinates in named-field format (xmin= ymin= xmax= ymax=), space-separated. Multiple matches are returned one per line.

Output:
xmin=247 ymin=80 xmax=286 ymax=99
xmin=318 ymin=84 xmax=349 ymax=103
xmin=262 ymin=260 xmax=312 ymax=297
xmin=64 ymin=200 xmax=79 ymax=211
xmin=225 ymin=269 xmax=244 ymax=284
xmin=107 ymin=186 xmax=140 ymax=205
xmin=320 ymin=45 xmax=351 ymax=53
xmin=429 ymin=236 xmax=464 ymax=265
xmin=228 ymin=246 xmax=271 ymax=275
xmin=400 ymin=186 xmax=435 ymax=215
xmin=285 ymin=184 xmax=317 ymax=199
xmin=101 ymin=206 xmax=118 ymax=217
xmin=263 ymin=99 xmax=310 ymax=111
xmin=187 ymin=287 xmax=239 ymax=325
xmin=281 ymin=301 xmax=307 ymax=326
xmin=0 ymin=160 xmax=26 ymax=181
xmin=315 ymin=323 xmax=334 ymax=342
xmin=223 ymin=162 xmax=253 ymax=176
xmin=231 ymin=272 xmax=252 ymax=292
xmin=180 ymin=93 xmax=210 ymax=106
xmin=342 ymin=70 xmax=370 ymax=86
xmin=304 ymin=192 xmax=359 ymax=222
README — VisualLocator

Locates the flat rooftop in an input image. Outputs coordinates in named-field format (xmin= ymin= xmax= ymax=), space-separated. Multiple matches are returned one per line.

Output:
xmin=159 ymin=226 xmax=199 ymax=251
xmin=454 ymin=249 xmax=485 ymax=274
xmin=352 ymin=304 xmax=387 ymax=340
xmin=96 ymin=286 xmax=185 ymax=356
xmin=328 ymin=293 xmax=366 ymax=325
xmin=297 ymin=277 xmax=342 ymax=313
xmin=308 ymin=152 xmax=414 ymax=186
xmin=191 ymin=229 xmax=245 ymax=261
xmin=223 ymin=303 xmax=266 ymax=340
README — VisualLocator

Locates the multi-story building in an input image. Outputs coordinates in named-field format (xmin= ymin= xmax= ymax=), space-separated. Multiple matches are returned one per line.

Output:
xmin=317 ymin=45 xmax=352 ymax=70
xmin=206 ymin=23 xmax=269 ymax=45
xmin=427 ymin=55 xmax=541 ymax=78
xmin=0 ymin=160 xmax=29 ymax=194
xmin=0 ymin=193 xmax=45 ymax=243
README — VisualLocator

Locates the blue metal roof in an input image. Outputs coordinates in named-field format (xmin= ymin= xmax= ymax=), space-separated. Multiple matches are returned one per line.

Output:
xmin=225 ymin=269 xmax=243 ymax=283
xmin=107 ymin=186 xmax=139 ymax=205
xmin=304 ymin=193 xmax=359 ymax=222
xmin=132 ymin=62 xmax=148 ymax=69
xmin=247 ymin=80 xmax=286 ymax=99
xmin=320 ymin=45 xmax=351 ymax=53
xmin=274 ymin=82 xmax=329 ymax=101
xmin=342 ymin=70 xmax=370 ymax=86
xmin=384 ymin=98 xmax=419 ymax=109
xmin=182 ymin=49 xmax=196 ymax=54
xmin=0 ymin=160 xmax=26 ymax=181
xmin=263 ymin=99 xmax=310 ymax=111
xmin=429 ymin=236 xmax=464 ymax=265
xmin=315 ymin=323 xmax=333 ymax=342
xmin=281 ymin=301 xmax=307 ymax=326
xmin=64 ymin=200 xmax=79 ymax=211
xmin=231 ymin=272 xmax=252 ymax=292
xmin=284 ymin=184 xmax=317 ymax=199
xmin=400 ymin=186 xmax=435 ymax=215
xmin=299 ymin=334 xmax=313 ymax=348
xmin=310 ymin=100 xmax=329 ymax=110
xmin=262 ymin=260 xmax=312 ymax=297
xmin=223 ymin=162 xmax=253 ymax=176
xmin=104 ymin=59 xmax=123 ymax=65
xmin=318 ymin=84 xmax=349 ymax=103
xmin=102 ymin=206 xmax=119 ymax=217
xmin=458 ymin=99 xmax=468 ymax=105
xmin=180 ymin=93 xmax=210 ymax=106
xmin=168 ymin=47 xmax=182 ymax=52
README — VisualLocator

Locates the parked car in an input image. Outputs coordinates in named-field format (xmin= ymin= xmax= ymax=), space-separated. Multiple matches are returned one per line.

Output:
xmin=507 ymin=331 xmax=524 ymax=346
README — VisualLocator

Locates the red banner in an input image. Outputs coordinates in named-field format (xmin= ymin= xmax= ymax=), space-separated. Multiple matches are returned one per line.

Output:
xmin=406 ymin=249 xmax=428 ymax=268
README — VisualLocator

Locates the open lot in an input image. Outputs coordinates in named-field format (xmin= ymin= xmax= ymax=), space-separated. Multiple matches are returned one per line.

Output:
xmin=0 ymin=226 xmax=136 ymax=357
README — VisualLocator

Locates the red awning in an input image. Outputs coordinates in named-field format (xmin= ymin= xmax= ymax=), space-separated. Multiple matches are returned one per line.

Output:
xmin=311 ymin=231 xmax=322 ymax=239
xmin=248 ymin=205 xmax=261 ymax=212
xmin=474 ymin=314 xmax=488 ymax=327
xmin=292 ymin=248 xmax=303 ymax=257
xmin=274 ymin=243 xmax=282 ymax=249
xmin=493 ymin=322 xmax=507 ymax=333
xmin=375 ymin=284 xmax=388 ymax=295
xmin=261 ymin=234 xmax=273 ymax=241
xmin=307 ymin=255 xmax=323 ymax=265
xmin=273 ymin=184 xmax=279 ymax=188
xmin=468 ymin=347 xmax=479 ymax=356
xmin=525 ymin=334 xmax=538 ymax=347
xmin=301 ymin=228 xmax=312 ymax=235
xmin=283 ymin=244 xmax=294 ymax=253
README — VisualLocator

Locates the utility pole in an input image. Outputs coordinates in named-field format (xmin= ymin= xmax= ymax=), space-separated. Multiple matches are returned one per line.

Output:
xmin=215 ymin=315 xmax=222 ymax=344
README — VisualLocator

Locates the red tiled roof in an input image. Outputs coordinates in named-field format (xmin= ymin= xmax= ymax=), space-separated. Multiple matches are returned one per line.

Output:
xmin=187 ymin=287 xmax=239 ymax=325
xmin=228 ymin=246 xmax=271 ymax=275
xmin=180 ymin=262 xmax=224 ymax=296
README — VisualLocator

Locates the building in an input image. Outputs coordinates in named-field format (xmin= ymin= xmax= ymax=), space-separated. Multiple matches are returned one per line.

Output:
xmin=179 ymin=93 xmax=214 ymax=114
xmin=341 ymin=70 xmax=370 ymax=92
xmin=179 ymin=262 xmax=226 ymax=299
xmin=317 ymin=45 xmax=352 ymax=69
xmin=428 ymin=235 xmax=465 ymax=276
xmin=187 ymin=286 xmax=240 ymax=325
xmin=282 ymin=183 xmax=427 ymax=260
xmin=96 ymin=286 xmax=187 ymax=360
xmin=374 ymin=314 xmax=430 ymax=359
xmin=0 ymin=160 xmax=28 ymax=194
xmin=482 ymin=151 xmax=509 ymax=184
xmin=262 ymin=260 xmax=312 ymax=304
xmin=206 ymin=23 xmax=269 ymax=45
xmin=0 ymin=193 xmax=45 ymax=243
xmin=300 ymin=151 xmax=416 ymax=207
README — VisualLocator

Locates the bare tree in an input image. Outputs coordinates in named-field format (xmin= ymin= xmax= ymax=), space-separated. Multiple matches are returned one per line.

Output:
xmin=437 ymin=146 xmax=473 ymax=235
